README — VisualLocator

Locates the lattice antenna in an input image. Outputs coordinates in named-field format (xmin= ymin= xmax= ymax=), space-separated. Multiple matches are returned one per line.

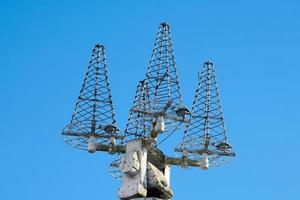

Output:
xmin=109 ymin=80 xmax=152 ymax=180
xmin=129 ymin=22 xmax=190 ymax=143
xmin=123 ymin=80 xmax=152 ymax=143
xmin=145 ymin=22 xmax=183 ymax=110
xmin=61 ymin=23 xmax=237 ymax=200
xmin=176 ymin=61 xmax=235 ymax=168
xmin=62 ymin=44 xmax=121 ymax=152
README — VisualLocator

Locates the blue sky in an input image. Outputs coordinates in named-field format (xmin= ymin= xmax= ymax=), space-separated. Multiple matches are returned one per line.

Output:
xmin=1 ymin=0 xmax=300 ymax=199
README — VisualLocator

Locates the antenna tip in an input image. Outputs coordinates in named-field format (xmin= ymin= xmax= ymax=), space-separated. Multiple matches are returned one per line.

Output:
xmin=160 ymin=22 xmax=170 ymax=28
xmin=95 ymin=44 xmax=104 ymax=49
xmin=204 ymin=61 xmax=213 ymax=65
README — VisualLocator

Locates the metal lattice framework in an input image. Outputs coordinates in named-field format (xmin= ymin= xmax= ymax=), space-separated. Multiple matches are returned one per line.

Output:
xmin=145 ymin=22 xmax=183 ymax=111
xmin=123 ymin=80 xmax=152 ymax=143
xmin=61 ymin=22 xmax=236 ymax=200
xmin=125 ymin=22 xmax=190 ymax=144
xmin=62 ymin=44 xmax=121 ymax=150
xmin=108 ymin=80 xmax=152 ymax=179
xmin=177 ymin=61 xmax=235 ymax=167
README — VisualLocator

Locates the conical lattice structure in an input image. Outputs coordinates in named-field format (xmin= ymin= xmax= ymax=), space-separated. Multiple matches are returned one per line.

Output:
xmin=145 ymin=22 xmax=183 ymax=112
xmin=123 ymin=80 xmax=152 ymax=143
xmin=108 ymin=81 xmax=150 ymax=180
xmin=62 ymin=44 xmax=121 ymax=150
xmin=177 ymin=62 xmax=235 ymax=167
xmin=108 ymin=80 xmax=152 ymax=180
xmin=128 ymin=22 xmax=189 ymax=143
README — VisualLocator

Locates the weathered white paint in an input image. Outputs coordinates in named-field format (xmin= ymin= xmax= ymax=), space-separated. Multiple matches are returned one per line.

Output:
xmin=87 ymin=136 xmax=96 ymax=153
xmin=154 ymin=116 xmax=165 ymax=133
xmin=118 ymin=140 xmax=147 ymax=199
xmin=118 ymin=139 xmax=173 ymax=200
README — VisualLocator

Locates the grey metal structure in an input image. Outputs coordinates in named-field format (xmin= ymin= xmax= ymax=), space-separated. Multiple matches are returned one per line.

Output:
xmin=62 ymin=23 xmax=235 ymax=200
xmin=123 ymin=22 xmax=190 ymax=145
xmin=176 ymin=61 xmax=235 ymax=168
xmin=123 ymin=80 xmax=152 ymax=143
xmin=62 ymin=44 xmax=122 ymax=152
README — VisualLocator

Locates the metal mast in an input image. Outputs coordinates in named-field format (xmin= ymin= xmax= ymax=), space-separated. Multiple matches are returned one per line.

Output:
xmin=62 ymin=44 xmax=122 ymax=153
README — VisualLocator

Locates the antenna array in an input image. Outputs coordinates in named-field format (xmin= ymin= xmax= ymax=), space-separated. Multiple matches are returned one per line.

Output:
xmin=62 ymin=23 xmax=235 ymax=200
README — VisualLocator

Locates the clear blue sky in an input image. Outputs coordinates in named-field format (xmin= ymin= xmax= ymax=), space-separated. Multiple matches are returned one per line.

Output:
xmin=1 ymin=0 xmax=299 ymax=199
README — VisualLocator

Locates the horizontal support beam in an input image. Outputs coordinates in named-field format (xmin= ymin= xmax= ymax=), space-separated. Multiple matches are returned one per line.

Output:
xmin=130 ymin=108 xmax=189 ymax=123
xmin=96 ymin=144 xmax=126 ymax=154
xmin=174 ymin=148 xmax=235 ymax=157
xmin=165 ymin=156 xmax=203 ymax=167
xmin=62 ymin=132 xmax=124 ymax=139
